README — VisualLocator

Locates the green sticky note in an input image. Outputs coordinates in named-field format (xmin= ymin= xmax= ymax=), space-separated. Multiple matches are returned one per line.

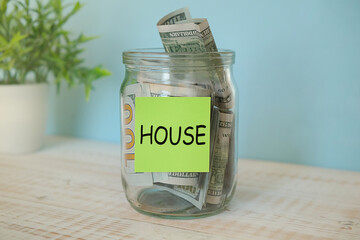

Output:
xmin=135 ymin=97 xmax=211 ymax=172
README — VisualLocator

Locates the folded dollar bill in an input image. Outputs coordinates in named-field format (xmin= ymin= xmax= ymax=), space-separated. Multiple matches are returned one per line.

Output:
xmin=157 ymin=7 xmax=234 ymax=109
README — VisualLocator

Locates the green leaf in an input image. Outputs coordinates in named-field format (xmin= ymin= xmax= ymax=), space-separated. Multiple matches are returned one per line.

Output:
xmin=94 ymin=66 xmax=112 ymax=77
xmin=35 ymin=0 xmax=43 ymax=12
xmin=11 ymin=34 xmax=26 ymax=43
xmin=78 ymin=34 xmax=98 ymax=43
xmin=73 ymin=2 xmax=82 ymax=14
xmin=1 ymin=0 xmax=8 ymax=13
xmin=61 ymin=1 xmax=83 ymax=25
xmin=0 ymin=34 xmax=8 ymax=46
xmin=85 ymin=83 xmax=91 ymax=101
xmin=53 ymin=0 xmax=62 ymax=15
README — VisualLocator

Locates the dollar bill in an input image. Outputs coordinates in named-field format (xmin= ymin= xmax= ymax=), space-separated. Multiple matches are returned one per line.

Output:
xmin=151 ymin=106 xmax=218 ymax=188
xmin=140 ymin=80 xmax=211 ymax=186
xmin=209 ymin=108 xmax=220 ymax=171
xmin=121 ymin=83 xmax=153 ymax=186
xmin=206 ymin=110 xmax=234 ymax=204
xmin=121 ymin=83 xmax=226 ymax=207
xmin=151 ymin=107 xmax=220 ymax=210
xmin=137 ymin=73 xmax=215 ymax=208
xmin=121 ymin=80 xmax=212 ymax=191
xmin=143 ymin=81 xmax=213 ymax=98
xmin=122 ymin=83 xmax=141 ymax=173
xmin=155 ymin=182 xmax=206 ymax=210
xmin=153 ymin=172 xmax=200 ymax=186
xmin=157 ymin=7 xmax=192 ymax=25
xmin=132 ymin=7 xmax=235 ymax=208
xmin=157 ymin=8 xmax=234 ymax=109
xmin=223 ymin=115 xmax=236 ymax=196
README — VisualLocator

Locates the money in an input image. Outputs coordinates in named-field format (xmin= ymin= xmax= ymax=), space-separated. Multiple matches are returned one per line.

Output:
xmin=155 ymin=182 xmax=206 ymax=210
xmin=206 ymin=111 xmax=234 ymax=204
xmin=148 ymin=8 xmax=235 ymax=209
xmin=157 ymin=8 xmax=234 ymax=109
xmin=157 ymin=7 xmax=192 ymax=25
xmin=122 ymin=8 xmax=236 ymax=209
xmin=122 ymin=84 xmax=141 ymax=173
xmin=209 ymin=108 xmax=220 ymax=170
xmin=143 ymin=81 xmax=213 ymax=98
xmin=152 ymin=108 xmax=221 ymax=210
xmin=122 ymin=80 xmax=211 ymax=192
xmin=139 ymin=74 xmax=213 ymax=207
xmin=137 ymin=77 xmax=212 ymax=187
xmin=121 ymin=82 xmax=210 ymax=189
xmin=153 ymin=172 xmax=199 ymax=186
xmin=121 ymin=83 xmax=153 ymax=186
xmin=223 ymin=116 xmax=236 ymax=196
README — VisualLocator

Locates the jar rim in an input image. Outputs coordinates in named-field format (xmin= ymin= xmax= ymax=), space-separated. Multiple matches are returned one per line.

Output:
xmin=123 ymin=48 xmax=235 ymax=67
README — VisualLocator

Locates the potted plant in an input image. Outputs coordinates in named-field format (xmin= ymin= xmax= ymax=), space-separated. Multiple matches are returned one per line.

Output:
xmin=0 ymin=0 xmax=111 ymax=154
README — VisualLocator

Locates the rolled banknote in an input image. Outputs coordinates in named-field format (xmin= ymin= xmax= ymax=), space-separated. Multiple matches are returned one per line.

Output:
xmin=155 ymin=182 xmax=206 ymax=210
xmin=223 ymin=116 xmax=236 ymax=196
xmin=121 ymin=83 xmax=153 ymax=186
xmin=153 ymin=172 xmax=200 ymax=187
xmin=206 ymin=110 xmax=234 ymax=204
xmin=143 ymin=81 xmax=213 ymax=98
xmin=121 ymin=82 xmax=210 ymax=189
xmin=157 ymin=8 xmax=234 ymax=109
xmin=139 ymin=77 xmax=216 ymax=208
xmin=157 ymin=7 xmax=192 ymax=25
xmin=123 ymin=80 xmax=213 ymax=191
xmin=141 ymin=81 xmax=212 ymax=187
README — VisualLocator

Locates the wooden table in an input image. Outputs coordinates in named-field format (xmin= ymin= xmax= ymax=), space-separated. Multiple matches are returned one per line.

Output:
xmin=0 ymin=136 xmax=359 ymax=240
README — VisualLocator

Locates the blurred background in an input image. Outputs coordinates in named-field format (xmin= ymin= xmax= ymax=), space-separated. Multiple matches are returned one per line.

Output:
xmin=46 ymin=0 xmax=360 ymax=171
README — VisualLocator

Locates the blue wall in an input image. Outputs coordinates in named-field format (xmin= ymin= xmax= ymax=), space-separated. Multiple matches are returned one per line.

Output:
xmin=47 ymin=0 xmax=360 ymax=171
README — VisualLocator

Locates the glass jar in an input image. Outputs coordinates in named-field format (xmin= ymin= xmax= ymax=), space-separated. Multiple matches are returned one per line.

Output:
xmin=120 ymin=48 xmax=237 ymax=218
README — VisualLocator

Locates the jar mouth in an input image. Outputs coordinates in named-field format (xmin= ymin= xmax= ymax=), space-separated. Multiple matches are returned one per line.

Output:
xmin=123 ymin=48 xmax=235 ymax=68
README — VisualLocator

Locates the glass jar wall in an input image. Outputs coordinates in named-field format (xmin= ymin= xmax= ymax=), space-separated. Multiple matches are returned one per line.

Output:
xmin=120 ymin=48 xmax=238 ymax=218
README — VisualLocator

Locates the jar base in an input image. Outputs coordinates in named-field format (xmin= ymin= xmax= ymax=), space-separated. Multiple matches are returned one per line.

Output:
xmin=127 ymin=188 xmax=228 ymax=219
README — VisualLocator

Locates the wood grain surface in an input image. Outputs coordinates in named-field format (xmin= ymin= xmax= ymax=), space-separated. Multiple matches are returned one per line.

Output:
xmin=0 ymin=136 xmax=359 ymax=240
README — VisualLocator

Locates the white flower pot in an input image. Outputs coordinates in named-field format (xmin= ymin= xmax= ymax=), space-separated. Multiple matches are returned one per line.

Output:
xmin=0 ymin=83 xmax=48 ymax=154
